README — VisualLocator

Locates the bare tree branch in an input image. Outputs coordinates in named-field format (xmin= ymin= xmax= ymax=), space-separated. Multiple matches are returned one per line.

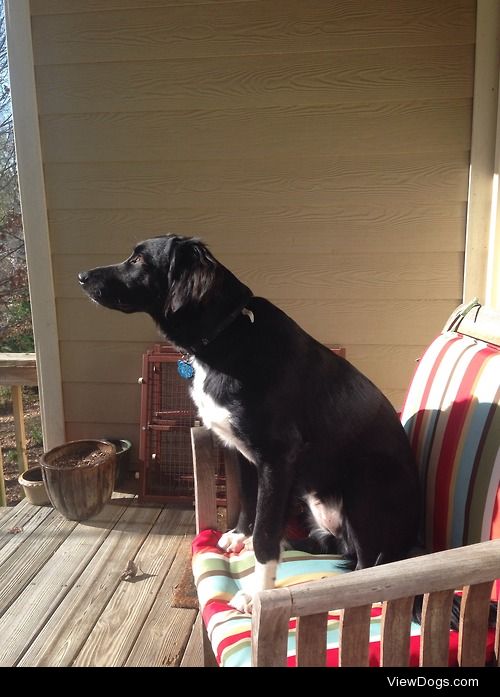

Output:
xmin=0 ymin=1 xmax=31 ymax=352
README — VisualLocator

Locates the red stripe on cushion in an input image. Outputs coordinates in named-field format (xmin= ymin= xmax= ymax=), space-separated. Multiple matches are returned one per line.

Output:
xmin=216 ymin=630 xmax=252 ymax=665
xmin=490 ymin=487 xmax=500 ymax=601
xmin=432 ymin=348 xmax=490 ymax=551
xmin=202 ymin=599 xmax=233 ymax=626
xmin=192 ymin=528 xmax=223 ymax=556
xmin=404 ymin=337 xmax=461 ymax=451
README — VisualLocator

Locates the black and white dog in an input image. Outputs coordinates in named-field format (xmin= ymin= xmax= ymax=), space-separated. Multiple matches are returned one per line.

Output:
xmin=79 ymin=235 xmax=420 ymax=612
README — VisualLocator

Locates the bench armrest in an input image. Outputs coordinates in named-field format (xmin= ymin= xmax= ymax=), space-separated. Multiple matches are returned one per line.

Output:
xmin=191 ymin=425 xmax=241 ymax=533
xmin=252 ymin=539 xmax=500 ymax=667
xmin=283 ymin=538 xmax=500 ymax=613
xmin=191 ymin=426 xmax=219 ymax=533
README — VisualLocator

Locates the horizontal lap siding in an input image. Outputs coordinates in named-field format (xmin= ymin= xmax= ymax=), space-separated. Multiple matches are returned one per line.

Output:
xmin=54 ymin=253 xmax=464 ymax=301
xmin=39 ymin=103 xmax=471 ymax=161
xmin=30 ymin=0 xmax=474 ymax=446
xmin=30 ymin=1 xmax=259 ymax=13
xmin=49 ymin=206 xmax=466 ymax=254
xmin=35 ymin=46 xmax=474 ymax=113
xmin=30 ymin=1 xmax=475 ymax=62
xmin=55 ymin=298 xmax=455 ymax=346
xmin=44 ymin=154 xmax=469 ymax=208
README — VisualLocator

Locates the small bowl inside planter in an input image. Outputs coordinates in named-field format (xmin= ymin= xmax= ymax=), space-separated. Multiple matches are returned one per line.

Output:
xmin=18 ymin=466 xmax=51 ymax=506
xmin=102 ymin=438 xmax=132 ymax=487
xmin=40 ymin=439 xmax=116 ymax=521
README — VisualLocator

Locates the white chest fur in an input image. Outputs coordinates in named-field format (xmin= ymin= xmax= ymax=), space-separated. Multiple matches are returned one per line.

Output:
xmin=190 ymin=360 xmax=255 ymax=463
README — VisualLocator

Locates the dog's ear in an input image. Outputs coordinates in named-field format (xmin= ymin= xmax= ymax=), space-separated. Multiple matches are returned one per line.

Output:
xmin=165 ymin=238 xmax=218 ymax=314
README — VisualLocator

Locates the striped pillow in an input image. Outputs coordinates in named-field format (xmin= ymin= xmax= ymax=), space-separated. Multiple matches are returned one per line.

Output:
xmin=400 ymin=332 xmax=500 ymax=554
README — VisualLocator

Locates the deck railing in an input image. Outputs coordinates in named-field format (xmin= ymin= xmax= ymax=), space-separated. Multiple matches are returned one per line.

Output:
xmin=0 ymin=353 xmax=37 ymax=506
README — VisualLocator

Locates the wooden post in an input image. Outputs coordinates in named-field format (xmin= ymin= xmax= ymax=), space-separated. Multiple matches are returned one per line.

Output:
xmin=0 ymin=448 xmax=6 ymax=507
xmin=464 ymin=0 xmax=500 ymax=303
xmin=11 ymin=385 xmax=28 ymax=473
xmin=379 ymin=596 xmax=413 ymax=667
xmin=419 ymin=589 xmax=455 ymax=667
xmin=339 ymin=604 xmax=372 ymax=667
xmin=296 ymin=612 xmax=328 ymax=667
xmin=458 ymin=582 xmax=493 ymax=667
xmin=252 ymin=588 xmax=292 ymax=667
xmin=191 ymin=427 xmax=218 ymax=533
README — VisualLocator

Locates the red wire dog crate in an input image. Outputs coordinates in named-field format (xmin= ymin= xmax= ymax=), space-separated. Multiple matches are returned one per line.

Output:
xmin=138 ymin=343 xmax=345 ymax=504
xmin=139 ymin=344 xmax=227 ymax=503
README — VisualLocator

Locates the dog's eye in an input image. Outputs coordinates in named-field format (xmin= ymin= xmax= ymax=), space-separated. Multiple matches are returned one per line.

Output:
xmin=130 ymin=254 xmax=144 ymax=265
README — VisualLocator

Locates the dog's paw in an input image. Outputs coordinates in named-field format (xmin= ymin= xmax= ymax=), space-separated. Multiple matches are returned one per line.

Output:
xmin=229 ymin=590 xmax=254 ymax=614
xmin=218 ymin=530 xmax=253 ymax=553
xmin=242 ymin=536 xmax=254 ymax=551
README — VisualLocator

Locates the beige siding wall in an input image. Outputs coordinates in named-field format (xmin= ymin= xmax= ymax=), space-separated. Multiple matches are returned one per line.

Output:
xmin=29 ymin=0 xmax=475 ymax=451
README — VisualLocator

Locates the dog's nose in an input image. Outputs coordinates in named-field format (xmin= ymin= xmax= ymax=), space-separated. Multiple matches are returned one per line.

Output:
xmin=78 ymin=271 xmax=89 ymax=285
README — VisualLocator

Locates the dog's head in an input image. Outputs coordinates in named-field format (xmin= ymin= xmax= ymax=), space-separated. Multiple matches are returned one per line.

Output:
xmin=78 ymin=235 xmax=252 ymax=349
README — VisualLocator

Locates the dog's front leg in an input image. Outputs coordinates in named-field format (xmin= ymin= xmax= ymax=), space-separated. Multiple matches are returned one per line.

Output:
xmin=219 ymin=453 xmax=257 ymax=553
xmin=230 ymin=462 xmax=291 ymax=613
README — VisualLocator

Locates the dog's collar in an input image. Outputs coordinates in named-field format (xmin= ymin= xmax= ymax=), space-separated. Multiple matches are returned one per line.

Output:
xmin=177 ymin=296 xmax=254 ymax=378
xmin=196 ymin=295 xmax=254 ymax=352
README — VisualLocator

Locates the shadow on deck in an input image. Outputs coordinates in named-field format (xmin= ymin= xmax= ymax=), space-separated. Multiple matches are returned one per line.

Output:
xmin=0 ymin=493 xmax=202 ymax=666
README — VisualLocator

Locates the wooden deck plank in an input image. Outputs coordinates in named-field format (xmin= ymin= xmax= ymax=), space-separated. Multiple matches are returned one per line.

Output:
xmin=124 ymin=533 xmax=197 ymax=667
xmin=0 ymin=498 xmax=200 ymax=667
xmin=0 ymin=505 xmax=54 ymax=561
xmin=0 ymin=510 xmax=78 ymax=620
xmin=0 ymin=499 xmax=45 ymax=536
xmin=180 ymin=613 xmax=204 ymax=668
xmin=18 ymin=503 xmax=163 ymax=667
xmin=0 ymin=498 xmax=132 ymax=666
xmin=0 ymin=494 xmax=131 ymax=542
xmin=73 ymin=507 xmax=195 ymax=667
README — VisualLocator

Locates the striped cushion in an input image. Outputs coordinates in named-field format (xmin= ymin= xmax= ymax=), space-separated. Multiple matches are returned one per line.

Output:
xmin=192 ymin=530 xmax=496 ymax=667
xmin=400 ymin=332 xmax=500 ymax=555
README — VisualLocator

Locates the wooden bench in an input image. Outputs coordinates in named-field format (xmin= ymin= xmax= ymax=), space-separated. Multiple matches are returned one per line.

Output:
xmin=190 ymin=301 xmax=500 ymax=667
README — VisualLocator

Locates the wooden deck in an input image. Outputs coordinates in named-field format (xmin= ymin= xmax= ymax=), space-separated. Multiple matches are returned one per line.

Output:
xmin=0 ymin=494 xmax=203 ymax=667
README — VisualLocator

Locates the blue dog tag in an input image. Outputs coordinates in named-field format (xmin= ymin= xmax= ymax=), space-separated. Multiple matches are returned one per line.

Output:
xmin=177 ymin=359 xmax=194 ymax=380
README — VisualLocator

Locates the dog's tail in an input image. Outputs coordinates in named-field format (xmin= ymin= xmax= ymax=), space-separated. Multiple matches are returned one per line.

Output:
xmin=412 ymin=594 xmax=497 ymax=632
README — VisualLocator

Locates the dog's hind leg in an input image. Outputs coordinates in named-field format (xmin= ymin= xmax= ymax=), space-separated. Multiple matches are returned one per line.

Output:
xmin=288 ymin=529 xmax=342 ymax=554
xmin=343 ymin=458 xmax=418 ymax=570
